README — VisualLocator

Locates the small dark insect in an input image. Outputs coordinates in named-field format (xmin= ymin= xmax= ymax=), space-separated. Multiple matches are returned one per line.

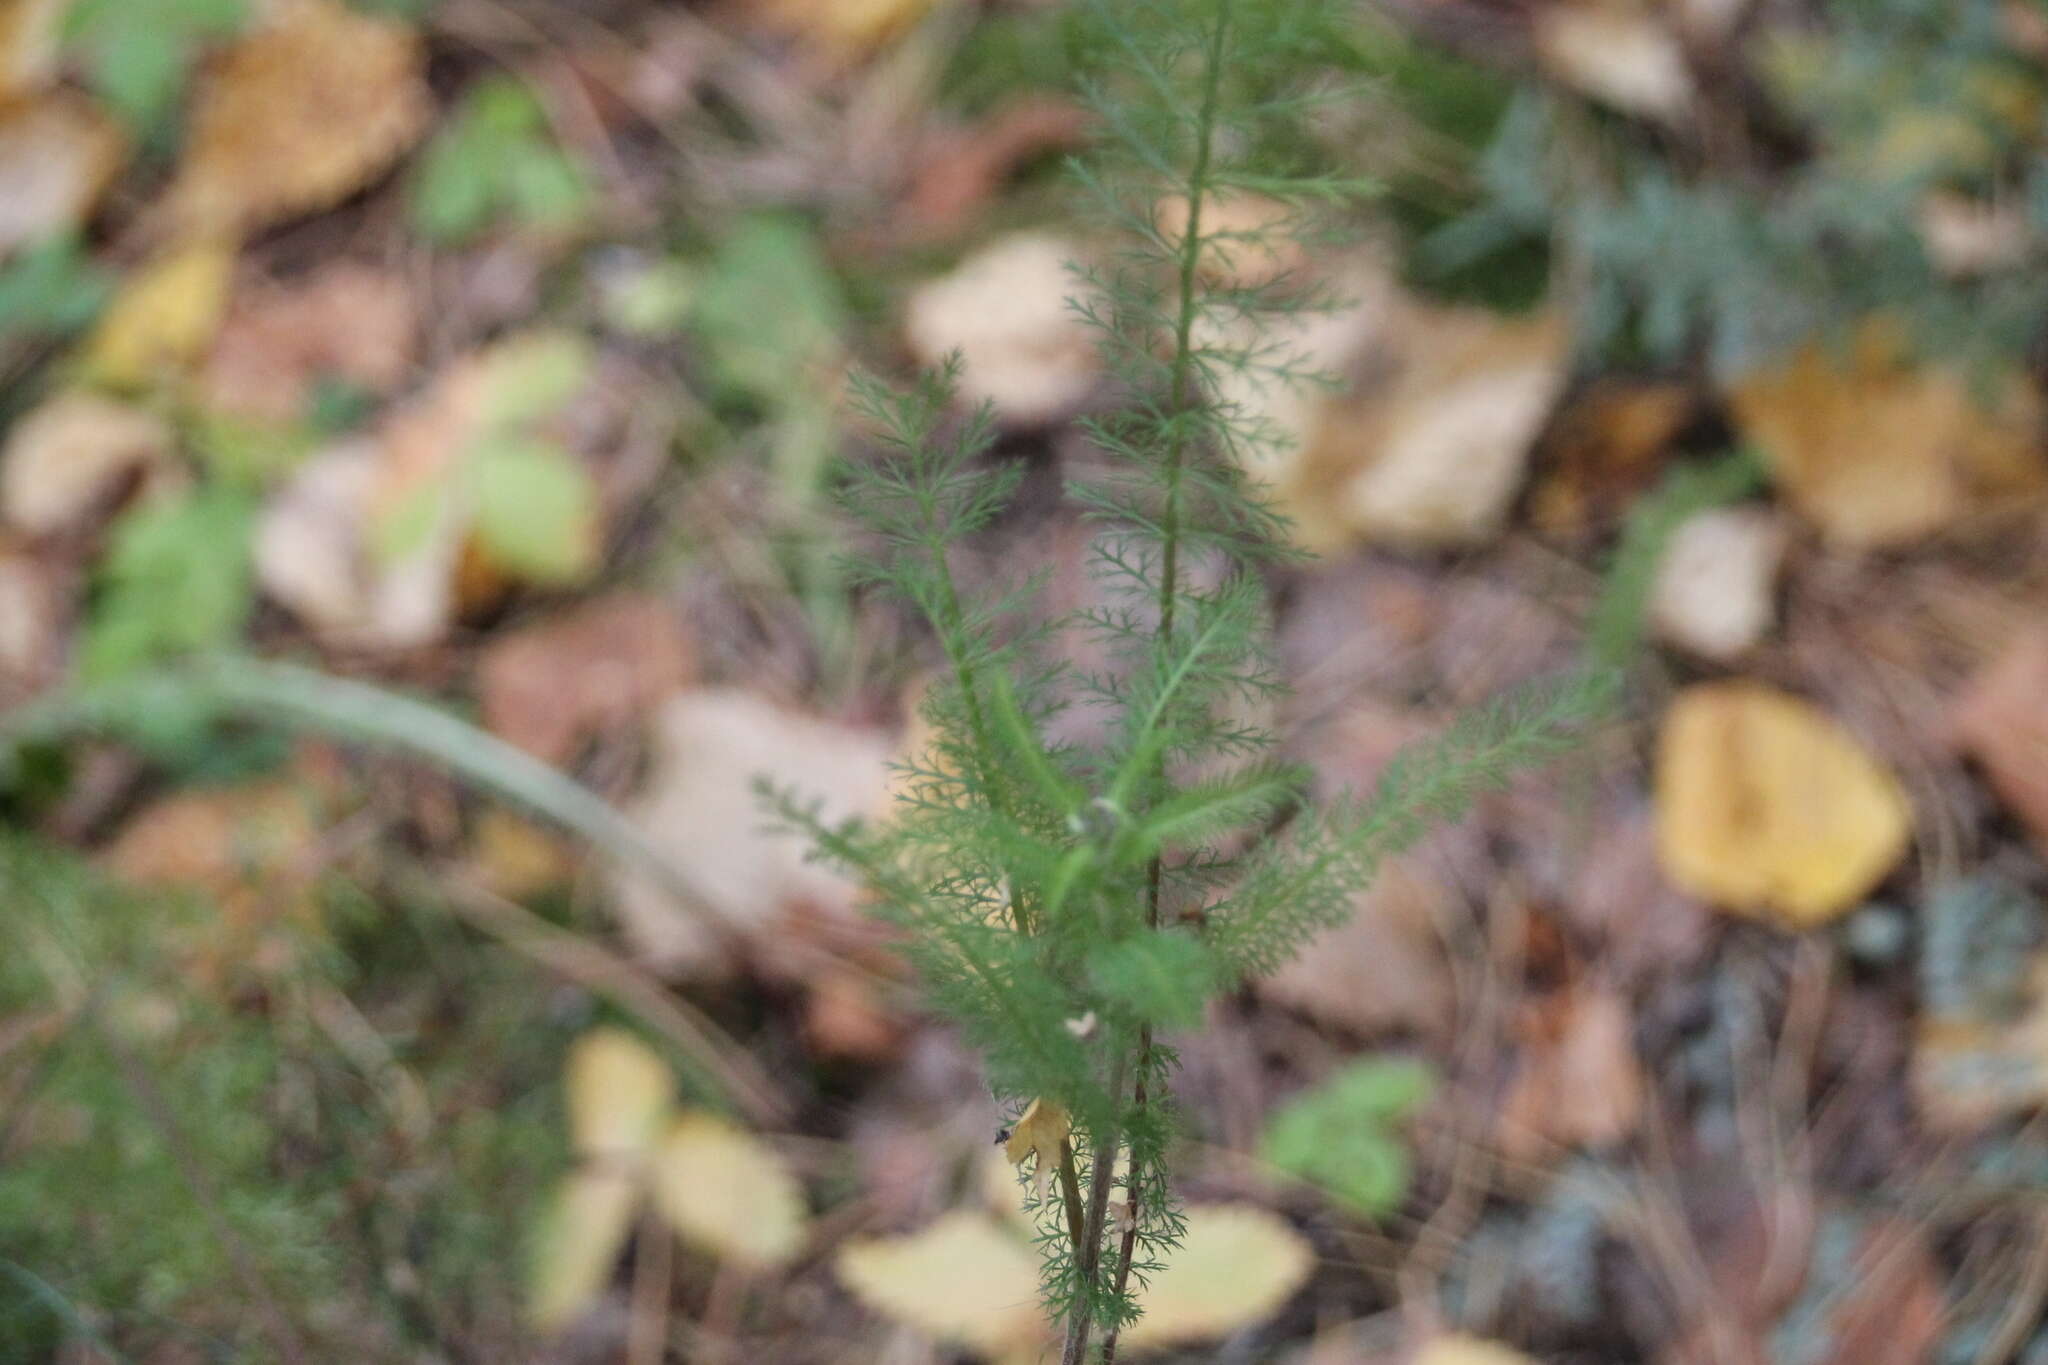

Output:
xmin=993 ymin=1126 xmax=1013 ymax=1146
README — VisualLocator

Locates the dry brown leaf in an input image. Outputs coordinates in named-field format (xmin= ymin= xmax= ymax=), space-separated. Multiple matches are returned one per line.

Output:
xmin=835 ymin=1210 xmax=1047 ymax=1357
xmin=1648 ymin=507 xmax=1786 ymax=661
xmin=1654 ymin=682 xmax=1911 ymax=927
xmin=649 ymin=1110 xmax=808 ymax=1270
xmin=896 ymin=97 xmax=1090 ymax=242
xmin=800 ymin=967 xmax=908 ymax=1063
xmin=609 ymin=688 xmax=891 ymax=976
xmin=166 ymin=0 xmax=430 ymax=236
xmin=1728 ymin=319 xmax=2047 ymax=548
xmin=0 ymin=91 xmax=124 ymax=253
xmin=1121 ymin=1205 xmax=1313 ymax=1351
xmin=1296 ymin=302 xmax=1572 ymax=551
xmin=0 ymin=391 xmax=176 ymax=536
xmin=1528 ymin=378 xmax=1696 ymax=540
xmin=476 ymin=593 xmax=692 ymax=767
xmin=80 ymin=240 xmax=236 ymax=391
xmin=103 ymin=779 xmax=325 ymax=980
xmin=201 ymin=261 xmax=415 ymax=424
xmin=0 ymin=547 xmax=60 ymax=694
xmin=903 ymin=231 xmax=1098 ymax=424
xmin=1498 ymin=984 xmax=1644 ymax=1164
xmin=564 ymin=1027 xmax=675 ymax=1161
xmin=1951 ymin=626 xmax=2048 ymax=859
xmin=527 ymin=1167 xmax=641 ymax=1333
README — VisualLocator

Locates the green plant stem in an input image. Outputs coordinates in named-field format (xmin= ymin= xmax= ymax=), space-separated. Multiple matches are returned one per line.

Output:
xmin=1090 ymin=4 xmax=1235 ymax=1358
xmin=0 ymin=654 xmax=723 ymax=930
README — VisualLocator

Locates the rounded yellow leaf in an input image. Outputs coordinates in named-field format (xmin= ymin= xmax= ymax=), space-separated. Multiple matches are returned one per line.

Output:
xmin=835 ymin=1209 xmax=1046 ymax=1357
xmin=649 ymin=1111 xmax=807 ymax=1270
xmin=166 ymin=0 xmax=430 ymax=235
xmin=527 ymin=1168 xmax=641 ymax=1332
xmin=1655 ymin=682 xmax=1911 ymax=926
xmin=1414 ymin=1334 xmax=1541 ymax=1365
xmin=1121 ymin=1204 xmax=1313 ymax=1350
xmin=564 ymin=1027 xmax=674 ymax=1161
xmin=81 ymin=241 xmax=235 ymax=391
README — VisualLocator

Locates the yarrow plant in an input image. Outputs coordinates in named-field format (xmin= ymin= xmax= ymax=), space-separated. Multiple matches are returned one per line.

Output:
xmin=778 ymin=1 xmax=1611 ymax=1358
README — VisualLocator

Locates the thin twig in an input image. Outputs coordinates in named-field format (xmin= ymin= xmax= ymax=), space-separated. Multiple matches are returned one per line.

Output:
xmin=435 ymin=875 xmax=791 ymax=1126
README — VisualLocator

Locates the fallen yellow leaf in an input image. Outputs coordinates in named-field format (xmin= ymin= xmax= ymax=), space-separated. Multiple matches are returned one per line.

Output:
xmin=527 ymin=1168 xmax=642 ymax=1332
xmin=564 ymin=1027 xmax=675 ymax=1162
xmin=1002 ymin=1097 xmax=1069 ymax=1170
xmin=835 ymin=1209 xmax=1047 ymax=1357
xmin=1654 ymin=682 xmax=1911 ymax=927
xmin=80 ymin=240 xmax=235 ymax=391
xmin=166 ymin=0 xmax=430 ymax=235
xmin=649 ymin=1111 xmax=808 ymax=1270
xmin=1121 ymin=1205 xmax=1313 ymax=1350
xmin=1728 ymin=318 xmax=2045 ymax=548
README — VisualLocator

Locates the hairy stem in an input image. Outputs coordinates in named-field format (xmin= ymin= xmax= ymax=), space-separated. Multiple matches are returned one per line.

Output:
xmin=1095 ymin=2 xmax=1236 ymax=1355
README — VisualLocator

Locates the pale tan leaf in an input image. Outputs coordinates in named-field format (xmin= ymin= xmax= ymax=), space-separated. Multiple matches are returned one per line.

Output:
xmin=1654 ymin=682 xmax=1911 ymax=926
xmin=167 ymin=0 xmax=430 ymax=235
xmin=0 ymin=391 xmax=175 ymax=536
xmin=0 ymin=91 xmax=124 ymax=253
xmin=253 ymin=437 xmax=463 ymax=649
xmin=1533 ymin=4 xmax=1693 ymax=122
xmin=1121 ymin=1205 xmax=1313 ymax=1350
xmin=904 ymin=232 xmax=1098 ymax=424
xmin=527 ymin=1168 xmax=642 ymax=1333
xmin=648 ymin=1111 xmax=808 ymax=1270
xmin=1413 ymin=1334 xmax=1541 ymax=1365
xmin=835 ymin=1210 xmax=1047 ymax=1357
xmin=80 ymin=240 xmax=236 ymax=391
xmin=565 ymin=1027 xmax=675 ymax=1162
xmin=609 ymin=688 xmax=891 ymax=976
xmin=1295 ymin=302 xmax=1571 ymax=552
xmin=1649 ymin=507 xmax=1786 ymax=662
xmin=1154 ymin=190 xmax=1307 ymax=291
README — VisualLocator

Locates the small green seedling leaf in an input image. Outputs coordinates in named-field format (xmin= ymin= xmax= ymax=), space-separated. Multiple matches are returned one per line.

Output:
xmin=1262 ymin=1057 xmax=1434 ymax=1218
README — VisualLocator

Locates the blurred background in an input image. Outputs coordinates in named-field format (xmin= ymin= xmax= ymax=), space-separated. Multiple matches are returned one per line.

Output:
xmin=6 ymin=0 xmax=2048 ymax=1360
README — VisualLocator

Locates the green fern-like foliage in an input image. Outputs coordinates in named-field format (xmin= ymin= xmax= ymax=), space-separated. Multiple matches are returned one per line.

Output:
xmin=779 ymin=1 xmax=1610 ymax=1356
